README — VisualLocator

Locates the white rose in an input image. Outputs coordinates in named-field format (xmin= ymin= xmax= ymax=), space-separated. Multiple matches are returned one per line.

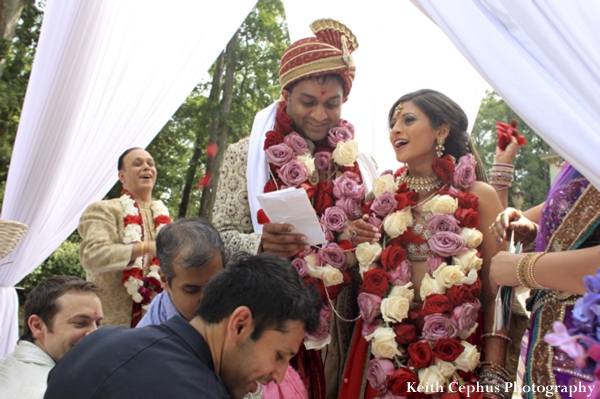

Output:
xmin=458 ymin=322 xmax=478 ymax=340
xmin=433 ymin=263 xmax=465 ymax=288
xmin=434 ymin=358 xmax=457 ymax=378
xmin=461 ymin=268 xmax=478 ymax=285
xmin=383 ymin=210 xmax=413 ymax=238
xmin=372 ymin=174 xmax=398 ymax=196
xmin=132 ymin=292 xmax=143 ymax=303
xmin=389 ymin=283 xmax=415 ymax=303
xmin=454 ymin=341 xmax=481 ymax=372
xmin=417 ymin=365 xmax=446 ymax=393
xmin=356 ymin=242 xmax=382 ymax=276
xmin=420 ymin=273 xmax=446 ymax=301
xmin=304 ymin=334 xmax=331 ymax=350
xmin=306 ymin=262 xmax=323 ymax=280
xmin=332 ymin=140 xmax=359 ymax=167
xmin=304 ymin=254 xmax=319 ymax=268
xmin=321 ymin=265 xmax=344 ymax=287
xmin=460 ymin=227 xmax=483 ymax=249
xmin=453 ymin=249 xmax=483 ymax=273
xmin=123 ymin=224 xmax=142 ymax=244
xmin=423 ymin=195 xmax=458 ymax=215
xmin=380 ymin=295 xmax=410 ymax=323
xmin=366 ymin=327 xmax=401 ymax=359
xmin=297 ymin=153 xmax=316 ymax=176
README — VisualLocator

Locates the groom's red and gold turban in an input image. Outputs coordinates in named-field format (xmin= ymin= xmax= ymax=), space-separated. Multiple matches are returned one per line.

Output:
xmin=279 ymin=19 xmax=359 ymax=98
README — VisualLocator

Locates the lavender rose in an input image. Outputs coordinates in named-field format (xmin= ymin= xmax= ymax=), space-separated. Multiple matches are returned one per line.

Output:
xmin=429 ymin=232 xmax=468 ymax=258
xmin=278 ymin=160 xmax=308 ymax=187
xmin=358 ymin=292 xmax=382 ymax=324
xmin=370 ymin=190 xmax=399 ymax=218
xmin=367 ymin=215 xmax=383 ymax=231
xmin=322 ymin=206 xmax=349 ymax=232
xmin=453 ymin=154 xmax=477 ymax=189
xmin=422 ymin=314 xmax=459 ymax=341
xmin=426 ymin=255 xmax=445 ymax=275
xmin=284 ymin=131 xmax=309 ymax=155
xmin=291 ymin=258 xmax=308 ymax=277
xmin=336 ymin=197 xmax=361 ymax=220
xmin=327 ymin=126 xmax=354 ymax=147
xmin=428 ymin=214 xmax=461 ymax=235
xmin=388 ymin=260 xmax=412 ymax=286
xmin=333 ymin=172 xmax=365 ymax=202
xmin=367 ymin=358 xmax=395 ymax=393
xmin=339 ymin=119 xmax=355 ymax=134
xmin=453 ymin=299 xmax=481 ymax=332
xmin=320 ymin=242 xmax=347 ymax=269
xmin=362 ymin=320 xmax=381 ymax=337
xmin=265 ymin=144 xmax=294 ymax=167
xmin=314 ymin=151 xmax=333 ymax=174
xmin=307 ymin=304 xmax=332 ymax=342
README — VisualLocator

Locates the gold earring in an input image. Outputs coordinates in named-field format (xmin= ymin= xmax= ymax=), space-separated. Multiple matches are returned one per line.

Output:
xmin=436 ymin=137 xmax=445 ymax=158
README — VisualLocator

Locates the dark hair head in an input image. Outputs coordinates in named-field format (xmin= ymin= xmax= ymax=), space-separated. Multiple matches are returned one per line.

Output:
xmin=117 ymin=147 xmax=143 ymax=171
xmin=197 ymin=252 xmax=320 ymax=340
xmin=389 ymin=89 xmax=470 ymax=160
xmin=286 ymin=74 xmax=345 ymax=97
xmin=20 ymin=276 xmax=102 ymax=342
xmin=156 ymin=217 xmax=226 ymax=286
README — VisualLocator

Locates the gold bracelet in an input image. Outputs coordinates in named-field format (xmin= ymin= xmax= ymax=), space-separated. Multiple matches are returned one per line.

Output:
xmin=527 ymin=252 xmax=547 ymax=289
xmin=140 ymin=241 xmax=146 ymax=257
xmin=517 ymin=252 xmax=547 ymax=289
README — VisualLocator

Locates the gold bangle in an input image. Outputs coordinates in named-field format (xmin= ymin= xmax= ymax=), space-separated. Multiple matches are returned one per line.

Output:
xmin=140 ymin=241 xmax=146 ymax=257
xmin=517 ymin=252 xmax=547 ymax=290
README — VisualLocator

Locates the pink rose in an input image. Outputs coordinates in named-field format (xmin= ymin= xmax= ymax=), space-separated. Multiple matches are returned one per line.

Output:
xmin=358 ymin=292 xmax=382 ymax=324
xmin=370 ymin=191 xmax=399 ymax=218
xmin=429 ymin=232 xmax=468 ymax=258
xmin=421 ymin=314 xmax=459 ymax=341
xmin=265 ymin=144 xmax=294 ymax=167
xmin=339 ymin=119 xmax=355 ymax=134
xmin=306 ymin=304 xmax=332 ymax=342
xmin=388 ymin=260 xmax=412 ymax=286
xmin=336 ymin=197 xmax=361 ymax=220
xmin=320 ymin=242 xmax=347 ymax=269
xmin=362 ymin=320 xmax=381 ymax=337
xmin=291 ymin=258 xmax=308 ymax=277
xmin=428 ymin=214 xmax=461 ymax=235
xmin=327 ymin=126 xmax=354 ymax=147
xmin=333 ymin=172 xmax=365 ymax=202
xmin=278 ymin=160 xmax=308 ymax=187
xmin=453 ymin=299 xmax=481 ymax=332
xmin=314 ymin=151 xmax=333 ymax=174
xmin=453 ymin=154 xmax=477 ymax=189
xmin=367 ymin=358 xmax=395 ymax=393
xmin=283 ymin=132 xmax=309 ymax=155
xmin=321 ymin=206 xmax=349 ymax=232
xmin=427 ymin=255 xmax=444 ymax=275
xmin=367 ymin=215 xmax=383 ymax=232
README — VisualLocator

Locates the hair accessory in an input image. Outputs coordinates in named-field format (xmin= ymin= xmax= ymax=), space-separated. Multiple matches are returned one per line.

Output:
xmin=393 ymin=103 xmax=403 ymax=120
xmin=436 ymin=137 xmax=445 ymax=158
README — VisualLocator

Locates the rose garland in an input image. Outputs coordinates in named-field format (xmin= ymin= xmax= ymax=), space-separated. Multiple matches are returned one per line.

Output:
xmin=119 ymin=190 xmax=171 ymax=311
xmin=356 ymin=155 xmax=485 ymax=398
xmin=258 ymin=101 xmax=364 ymax=349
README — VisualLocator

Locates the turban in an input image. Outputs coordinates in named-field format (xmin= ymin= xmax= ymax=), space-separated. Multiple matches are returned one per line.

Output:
xmin=279 ymin=19 xmax=358 ymax=98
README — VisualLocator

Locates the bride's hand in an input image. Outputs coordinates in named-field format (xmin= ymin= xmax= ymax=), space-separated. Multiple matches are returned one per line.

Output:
xmin=489 ymin=207 xmax=537 ymax=246
xmin=345 ymin=214 xmax=381 ymax=246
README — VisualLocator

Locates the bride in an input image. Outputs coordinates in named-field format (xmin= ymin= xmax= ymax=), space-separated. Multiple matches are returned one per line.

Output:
xmin=340 ymin=89 xmax=509 ymax=399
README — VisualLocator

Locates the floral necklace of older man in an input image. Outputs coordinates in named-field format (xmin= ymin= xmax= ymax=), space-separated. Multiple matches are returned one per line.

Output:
xmin=353 ymin=154 xmax=486 ymax=398
xmin=259 ymin=100 xmax=367 ymax=348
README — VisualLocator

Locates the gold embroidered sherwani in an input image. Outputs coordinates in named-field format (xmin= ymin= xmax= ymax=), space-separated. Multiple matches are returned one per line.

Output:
xmin=78 ymin=198 xmax=158 ymax=327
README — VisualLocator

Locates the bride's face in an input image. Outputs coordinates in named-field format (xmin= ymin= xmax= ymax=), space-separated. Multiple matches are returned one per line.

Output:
xmin=389 ymin=101 xmax=445 ymax=167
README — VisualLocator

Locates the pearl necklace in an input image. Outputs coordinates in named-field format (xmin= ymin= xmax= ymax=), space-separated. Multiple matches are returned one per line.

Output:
xmin=396 ymin=169 xmax=442 ymax=192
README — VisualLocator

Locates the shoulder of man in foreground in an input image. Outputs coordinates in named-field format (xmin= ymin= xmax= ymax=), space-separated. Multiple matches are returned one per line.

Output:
xmin=44 ymin=317 xmax=230 ymax=399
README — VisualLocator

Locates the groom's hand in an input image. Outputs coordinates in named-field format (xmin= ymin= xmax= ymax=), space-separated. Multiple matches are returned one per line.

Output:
xmin=260 ymin=223 xmax=309 ymax=258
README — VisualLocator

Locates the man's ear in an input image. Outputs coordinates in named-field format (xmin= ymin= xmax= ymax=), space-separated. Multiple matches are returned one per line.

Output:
xmin=28 ymin=315 xmax=47 ymax=341
xmin=225 ymin=306 xmax=253 ymax=344
xmin=118 ymin=169 xmax=126 ymax=185
xmin=282 ymin=89 xmax=291 ymax=103
xmin=158 ymin=269 xmax=169 ymax=290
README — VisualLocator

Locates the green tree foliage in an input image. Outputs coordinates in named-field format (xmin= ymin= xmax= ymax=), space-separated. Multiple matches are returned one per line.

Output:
xmin=472 ymin=91 xmax=551 ymax=208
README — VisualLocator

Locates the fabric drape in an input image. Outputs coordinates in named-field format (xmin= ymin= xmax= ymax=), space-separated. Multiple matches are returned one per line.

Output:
xmin=0 ymin=0 xmax=256 ymax=357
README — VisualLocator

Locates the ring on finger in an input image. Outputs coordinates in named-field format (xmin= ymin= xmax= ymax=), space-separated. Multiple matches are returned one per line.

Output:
xmin=488 ymin=224 xmax=494 ymax=234
xmin=351 ymin=229 xmax=358 ymax=237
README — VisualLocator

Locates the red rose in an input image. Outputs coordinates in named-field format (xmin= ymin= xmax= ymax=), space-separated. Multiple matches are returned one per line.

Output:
xmin=468 ymin=276 xmax=482 ymax=298
xmin=317 ymin=180 xmax=334 ymax=195
xmin=154 ymin=215 xmax=171 ymax=225
xmin=139 ymin=287 xmax=152 ymax=304
xmin=257 ymin=209 xmax=270 ymax=225
xmin=394 ymin=192 xmax=418 ymax=210
xmin=496 ymin=120 xmax=526 ymax=151
xmin=407 ymin=341 xmax=433 ymax=368
xmin=394 ymin=166 xmax=408 ymax=179
xmin=455 ymin=208 xmax=480 ymax=229
xmin=264 ymin=179 xmax=283 ymax=194
xmin=338 ymin=240 xmax=354 ymax=250
xmin=388 ymin=367 xmax=419 ymax=397
xmin=263 ymin=130 xmax=285 ymax=150
xmin=420 ymin=294 xmax=453 ymax=316
xmin=121 ymin=268 xmax=142 ymax=284
xmin=432 ymin=338 xmax=465 ymax=361
xmin=394 ymin=323 xmax=417 ymax=345
xmin=380 ymin=244 xmax=407 ymax=271
xmin=313 ymin=190 xmax=334 ymax=214
xmin=275 ymin=102 xmax=294 ymax=134
xmin=124 ymin=215 xmax=142 ymax=227
xmin=361 ymin=198 xmax=374 ymax=216
xmin=145 ymin=276 xmax=163 ymax=292
xmin=360 ymin=269 xmax=391 ymax=297
xmin=304 ymin=276 xmax=326 ymax=301
xmin=300 ymin=183 xmax=317 ymax=201
xmin=341 ymin=164 xmax=361 ymax=176
xmin=457 ymin=191 xmax=479 ymax=211
xmin=447 ymin=285 xmax=475 ymax=306
xmin=432 ymin=155 xmax=455 ymax=184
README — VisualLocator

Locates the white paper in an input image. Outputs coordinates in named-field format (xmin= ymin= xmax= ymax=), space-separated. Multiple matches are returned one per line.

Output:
xmin=256 ymin=187 xmax=327 ymax=246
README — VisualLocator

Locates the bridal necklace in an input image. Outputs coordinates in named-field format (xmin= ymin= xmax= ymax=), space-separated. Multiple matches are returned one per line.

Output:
xmin=396 ymin=169 xmax=442 ymax=192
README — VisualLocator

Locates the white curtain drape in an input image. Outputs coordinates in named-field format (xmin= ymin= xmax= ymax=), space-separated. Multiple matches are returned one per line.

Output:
xmin=412 ymin=0 xmax=600 ymax=188
xmin=0 ymin=0 xmax=256 ymax=357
